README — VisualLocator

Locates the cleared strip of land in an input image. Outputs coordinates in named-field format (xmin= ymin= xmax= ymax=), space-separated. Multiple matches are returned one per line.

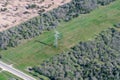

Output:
xmin=0 ymin=0 xmax=120 ymax=79
xmin=0 ymin=0 xmax=71 ymax=32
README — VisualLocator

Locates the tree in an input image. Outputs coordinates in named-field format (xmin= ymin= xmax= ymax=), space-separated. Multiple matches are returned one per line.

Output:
xmin=0 ymin=54 xmax=2 ymax=59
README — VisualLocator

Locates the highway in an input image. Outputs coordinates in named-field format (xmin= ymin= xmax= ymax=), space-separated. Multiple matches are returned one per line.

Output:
xmin=0 ymin=61 xmax=36 ymax=80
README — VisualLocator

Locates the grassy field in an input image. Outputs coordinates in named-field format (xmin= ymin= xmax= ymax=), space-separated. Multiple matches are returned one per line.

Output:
xmin=0 ymin=0 xmax=120 ymax=79
xmin=0 ymin=71 xmax=22 ymax=80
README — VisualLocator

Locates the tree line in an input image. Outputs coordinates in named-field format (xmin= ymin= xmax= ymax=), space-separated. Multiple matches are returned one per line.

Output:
xmin=0 ymin=0 xmax=115 ymax=49
xmin=32 ymin=28 xmax=120 ymax=80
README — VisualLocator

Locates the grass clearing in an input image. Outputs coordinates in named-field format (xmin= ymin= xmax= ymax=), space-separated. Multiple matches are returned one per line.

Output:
xmin=0 ymin=0 xmax=120 ymax=78
xmin=0 ymin=71 xmax=22 ymax=80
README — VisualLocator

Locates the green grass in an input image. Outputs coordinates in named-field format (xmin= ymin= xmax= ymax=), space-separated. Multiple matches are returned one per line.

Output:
xmin=0 ymin=71 xmax=22 ymax=80
xmin=0 ymin=0 xmax=120 ymax=79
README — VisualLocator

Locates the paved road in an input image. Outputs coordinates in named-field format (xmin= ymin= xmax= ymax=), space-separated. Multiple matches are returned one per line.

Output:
xmin=0 ymin=61 xmax=36 ymax=80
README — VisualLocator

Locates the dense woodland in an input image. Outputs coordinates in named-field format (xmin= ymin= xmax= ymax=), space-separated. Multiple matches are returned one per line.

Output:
xmin=33 ymin=28 xmax=120 ymax=80
xmin=0 ymin=0 xmax=115 ymax=49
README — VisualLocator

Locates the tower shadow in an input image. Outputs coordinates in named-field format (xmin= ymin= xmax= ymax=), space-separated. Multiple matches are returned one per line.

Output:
xmin=35 ymin=40 xmax=51 ymax=46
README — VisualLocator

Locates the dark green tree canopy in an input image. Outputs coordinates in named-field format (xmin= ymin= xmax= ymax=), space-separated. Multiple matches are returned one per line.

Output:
xmin=33 ymin=28 xmax=120 ymax=80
